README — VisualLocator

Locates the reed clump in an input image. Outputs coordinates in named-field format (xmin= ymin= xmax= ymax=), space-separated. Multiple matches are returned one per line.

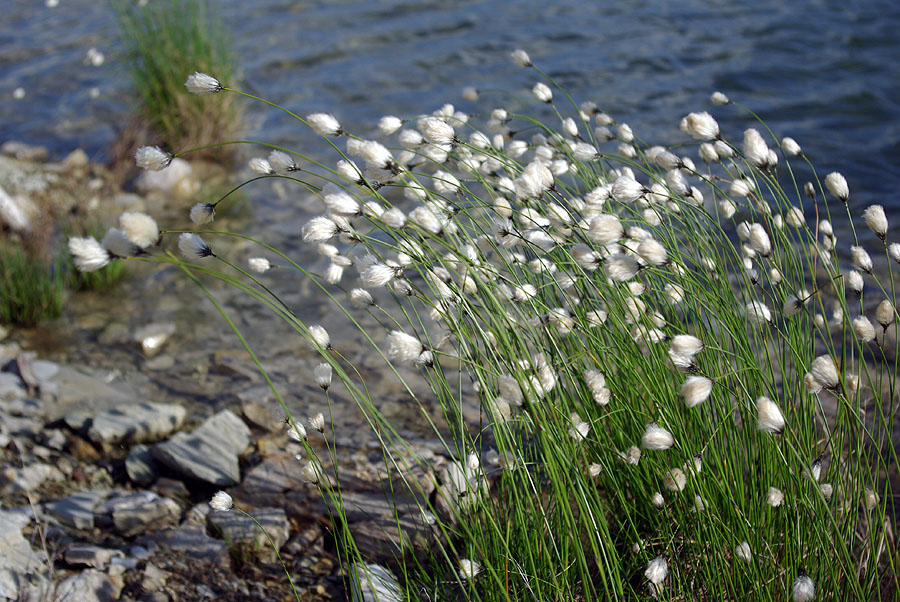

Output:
xmin=73 ymin=51 xmax=898 ymax=600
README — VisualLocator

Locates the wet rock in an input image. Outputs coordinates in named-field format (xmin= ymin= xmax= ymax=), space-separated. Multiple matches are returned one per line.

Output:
xmin=0 ymin=463 xmax=65 ymax=495
xmin=133 ymin=323 xmax=176 ymax=357
xmin=152 ymin=410 xmax=250 ymax=486
xmin=87 ymin=402 xmax=186 ymax=448
xmin=145 ymin=524 xmax=229 ymax=565
xmin=45 ymin=490 xmax=109 ymax=530
xmin=95 ymin=491 xmax=181 ymax=537
xmin=53 ymin=568 xmax=120 ymax=602
xmin=208 ymin=507 xmax=290 ymax=563
xmin=241 ymin=400 xmax=273 ymax=430
xmin=349 ymin=563 xmax=403 ymax=602
xmin=0 ymin=142 xmax=49 ymax=162
xmin=63 ymin=545 xmax=124 ymax=570
xmin=125 ymin=444 xmax=158 ymax=486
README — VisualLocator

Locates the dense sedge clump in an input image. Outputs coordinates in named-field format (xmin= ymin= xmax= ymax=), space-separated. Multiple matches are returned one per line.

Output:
xmin=96 ymin=54 xmax=898 ymax=601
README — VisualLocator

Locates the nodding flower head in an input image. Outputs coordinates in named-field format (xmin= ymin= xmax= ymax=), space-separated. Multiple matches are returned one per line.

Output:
xmin=756 ymin=396 xmax=786 ymax=434
xmin=268 ymin=150 xmax=298 ymax=173
xmin=178 ymin=233 xmax=214 ymax=259
xmin=680 ymin=111 xmax=720 ymax=140
xmin=791 ymin=575 xmax=815 ymax=602
xmin=209 ymin=491 xmax=233 ymax=511
xmin=641 ymin=422 xmax=674 ymax=450
xmin=185 ymin=71 xmax=223 ymax=95
xmin=862 ymin=204 xmax=888 ymax=239
xmin=314 ymin=363 xmax=333 ymax=390
xmin=307 ymin=113 xmax=343 ymax=137
xmin=710 ymin=91 xmax=730 ymax=105
xmin=68 ymin=236 xmax=112 ymax=272
xmin=119 ymin=212 xmax=160 ymax=249
xmin=248 ymin=157 xmax=274 ymax=175
xmin=189 ymin=203 xmax=216 ymax=225
xmin=511 ymin=48 xmax=532 ymax=67
xmin=824 ymin=171 xmax=849 ymax=202
xmin=135 ymin=145 xmax=172 ymax=171
xmin=532 ymin=82 xmax=553 ymax=103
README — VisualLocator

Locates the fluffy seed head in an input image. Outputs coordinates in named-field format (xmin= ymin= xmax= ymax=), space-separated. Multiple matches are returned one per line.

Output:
xmin=119 ymin=212 xmax=159 ymax=249
xmin=792 ymin=575 xmax=815 ymax=602
xmin=269 ymin=150 xmax=297 ymax=172
xmin=209 ymin=491 xmax=233 ymax=511
xmin=644 ymin=556 xmax=668 ymax=585
xmin=642 ymin=422 xmax=674 ymax=450
xmin=637 ymin=238 xmax=668 ymax=266
xmin=185 ymin=72 xmax=223 ymax=95
xmin=307 ymin=113 xmax=342 ymax=136
xmin=889 ymin=243 xmax=900 ymax=263
xmin=825 ymin=172 xmax=849 ymax=201
xmin=735 ymin=541 xmax=752 ymax=563
xmin=101 ymin=228 xmax=137 ymax=258
xmin=248 ymin=157 xmax=274 ymax=175
xmin=387 ymin=330 xmax=426 ymax=364
xmin=681 ymin=111 xmax=720 ymax=140
xmin=310 ymin=412 xmax=326 ymax=433
xmin=420 ymin=117 xmax=456 ymax=145
xmin=308 ymin=325 xmax=331 ymax=349
xmin=710 ymin=91 xmax=730 ymax=105
xmin=532 ymin=82 xmax=553 ymax=103
xmin=314 ymin=363 xmax=332 ymax=390
xmin=612 ymin=175 xmax=646 ymax=203
xmin=861 ymin=204 xmax=887 ymax=238
xmin=743 ymin=128 xmax=770 ymax=168
xmin=748 ymin=223 xmax=772 ymax=256
xmin=851 ymin=246 xmax=873 ymax=273
xmin=68 ymin=236 xmax=111 ymax=272
xmin=782 ymin=137 xmax=802 ymax=156
xmin=876 ymin=300 xmax=895 ymax=328
xmin=810 ymin=355 xmax=840 ymax=390
xmin=756 ymin=396 xmax=785 ymax=434
xmin=190 ymin=203 xmax=216 ymax=225
xmin=511 ymin=49 xmax=532 ymax=67
xmin=458 ymin=559 xmax=482 ymax=580
xmin=767 ymin=486 xmax=784 ymax=507
xmin=681 ymin=376 xmax=713 ymax=408
xmin=135 ymin=145 xmax=172 ymax=171
xmin=852 ymin=315 xmax=876 ymax=343
xmin=248 ymin=257 xmax=272 ymax=273
xmin=664 ymin=467 xmax=687 ymax=491
xmin=302 ymin=216 xmax=339 ymax=243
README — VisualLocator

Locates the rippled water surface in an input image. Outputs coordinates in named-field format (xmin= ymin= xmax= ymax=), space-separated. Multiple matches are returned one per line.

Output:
xmin=3 ymin=0 xmax=899 ymax=205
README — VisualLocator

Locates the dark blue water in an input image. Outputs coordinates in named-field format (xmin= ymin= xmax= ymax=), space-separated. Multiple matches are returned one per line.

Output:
xmin=2 ymin=0 xmax=900 ymax=216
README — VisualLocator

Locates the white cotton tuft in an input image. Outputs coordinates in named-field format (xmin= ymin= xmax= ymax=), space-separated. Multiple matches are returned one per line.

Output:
xmin=511 ymin=49 xmax=532 ymax=67
xmin=532 ymin=82 xmax=553 ymax=103
xmin=307 ymin=113 xmax=342 ymax=136
xmin=735 ymin=541 xmax=752 ymax=563
xmin=268 ymin=150 xmax=297 ymax=172
xmin=641 ymin=422 xmax=674 ymax=450
xmin=743 ymin=128 xmax=770 ymax=168
xmin=710 ymin=91 xmax=730 ymax=105
xmin=852 ymin=315 xmax=876 ymax=343
xmin=681 ymin=111 xmax=720 ymax=140
xmin=851 ymin=245 xmax=873 ymax=273
xmin=190 ymin=203 xmax=216 ymax=225
xmin=605 ymin=254 xmax=640 ymax=282
xmin=185 ymin=72 xmax=223 ymax=95
xmin=248 ymin=157 xmax=274 ymax=175
xmin=308 ymin=325 xmax=331 ymax=349
xmin=178 ymin=233 xmax=213 ymax=259
xmin=782 ymin=137 xmax=802 ymax=156
xmin=644 ymin=556 xmax=668 ymax=585
xmin=756 ymin=396 xmax=785 ymax=434
xmin=825 ymin=172 xmax=849 ymax=201
xmin=792 ymin=575 xmax=815 ymax=602
xmin=135 ymin=145 xmax=172 ymax=171
xmin=119 ymin=212 xmax=159 ymax=249
xmin=378 ymin=115 xmax=403 ymax=135
xmin=862 ymin=205 xmax=888 ymax=238
xmin=302 ymin=216 xmax=339 ymax=243
xmin=809 ymin=355 xmax=840 ymax=390
xmin=681 ymin=376 xmax=712 ymax=408
xmin=767 ymin=486 xmax=784 ymax=507
xmin=68 ymin=236 xmax=111 ymax=272
xmin=209 ymin=491 xmax=233 ymax=511
xmin=248 ymin=257 xmax=272 ymax=273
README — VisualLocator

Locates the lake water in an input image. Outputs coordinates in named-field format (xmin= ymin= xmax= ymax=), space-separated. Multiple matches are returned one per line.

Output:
xmin=3 ymin=0 xmax=899 ymax=213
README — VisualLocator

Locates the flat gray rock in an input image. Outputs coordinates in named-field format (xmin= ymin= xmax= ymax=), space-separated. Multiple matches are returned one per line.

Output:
xmin=0 ymin=463 xmax=65 ymax=495
xmin=145 ymin=524 xmax=228 ymax=565
xmin=44 ymin=490 xmax=109 ymax=530
xmin=152 ymin=410 xmax=250 ymax=486
xmin=208 ymin=507 xmax=289 ymax=563
xmin=0 ymin=511 xmax=45 ymax=600
xmin=87 ymin=402 xmax=186 ymax=447
xmin=63 ymin=545 xmax=124 ymax=569
xmin=0 ymin=372 xmax=25 ymax=400
xmin=95 ymin=491 xmax=180 ymax=537
xmin=53 ymin=568 xmax=119 ymax=602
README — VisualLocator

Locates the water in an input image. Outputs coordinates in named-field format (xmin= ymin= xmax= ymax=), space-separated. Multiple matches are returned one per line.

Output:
xmin=3 ymin=0 xmax=900 ymax=436
xmin=3 ymin=0 xmax=899 ymax=207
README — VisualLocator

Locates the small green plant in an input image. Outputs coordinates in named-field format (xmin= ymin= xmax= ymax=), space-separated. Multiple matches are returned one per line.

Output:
xmin=73 ymin=52 xmax=899 ymax=601
xmin=0 ymin=238 xmax=67 ymax=325
xmin=112 ymin=0 xmax=241 ymax=162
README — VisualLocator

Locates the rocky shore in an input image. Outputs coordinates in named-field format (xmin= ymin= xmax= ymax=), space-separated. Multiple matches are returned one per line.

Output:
xmin=0 ymin=145 xmax=455 ymax=601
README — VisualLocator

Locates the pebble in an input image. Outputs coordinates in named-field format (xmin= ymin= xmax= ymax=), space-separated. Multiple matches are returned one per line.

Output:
xmin=125 ymin=444 xmax=158 ymax=486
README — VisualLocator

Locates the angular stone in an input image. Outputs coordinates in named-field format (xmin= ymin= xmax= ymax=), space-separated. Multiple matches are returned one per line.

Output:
xmin=145 ymin=524 xmax=228 ymax=565
xmin=208 ymin=507 xmax=289 ymax=563
xmin=0 ymin=372 xmax=25 ymax=400
xmin=88 ymin=402 xmax=186 ymax=447
xmin=63 ymin=545 xmax=124 ymax=569
xmin=125 ymin=444 xmax=157 ymax=486
xmin=152 ymin=410 xmax=250 ymax=486
xmin=53 ymin=569 xmax=119 ymax=602
xmin=95 ymin=491 xmax=180 ymax=537
xmin=0 ymin=511 xmax=45 ymax=600
xmin=0 ymin=463 xmax=65 ymax=495
xmin=44 ymin=490 xmax=109 ymax=530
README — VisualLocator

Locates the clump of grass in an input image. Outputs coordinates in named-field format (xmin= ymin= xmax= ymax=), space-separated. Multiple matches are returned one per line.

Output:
xmin=0 ymin=239 xmax=66 ymax=325
xmin=76 ymin=53 xmax=899 ymax=600
xmin=113 ymin=0 xmax=241 ymax=162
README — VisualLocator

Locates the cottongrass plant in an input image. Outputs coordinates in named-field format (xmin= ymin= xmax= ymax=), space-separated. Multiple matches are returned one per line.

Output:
xmin=72 ymin=50 xmax=900 ymax=600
